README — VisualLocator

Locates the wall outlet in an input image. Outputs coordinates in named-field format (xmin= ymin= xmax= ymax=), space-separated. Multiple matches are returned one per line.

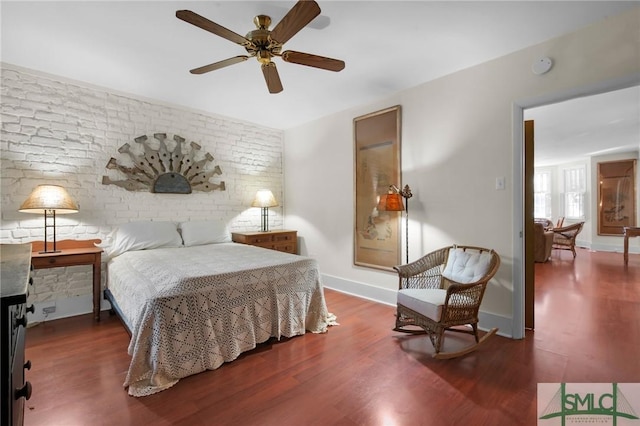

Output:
xmin=42 ymin=306 xmax=56 ymax=315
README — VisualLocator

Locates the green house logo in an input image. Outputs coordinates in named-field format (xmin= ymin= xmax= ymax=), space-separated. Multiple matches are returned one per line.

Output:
xmin=539 ymin=383 xmax=640 ymax=425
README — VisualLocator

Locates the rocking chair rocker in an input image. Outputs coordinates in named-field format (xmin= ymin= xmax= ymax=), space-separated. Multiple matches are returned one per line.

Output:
xmin=393 ymin=245 xmax=500 ymax=359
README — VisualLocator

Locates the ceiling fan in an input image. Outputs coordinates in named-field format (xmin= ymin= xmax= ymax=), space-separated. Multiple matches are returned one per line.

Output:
xmin=176 ymin=0 xmax=345 ymax=94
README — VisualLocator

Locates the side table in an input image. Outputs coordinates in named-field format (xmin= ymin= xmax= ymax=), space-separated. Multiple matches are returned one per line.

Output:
xmin=30 ymin=239 xmax=103 ymax=321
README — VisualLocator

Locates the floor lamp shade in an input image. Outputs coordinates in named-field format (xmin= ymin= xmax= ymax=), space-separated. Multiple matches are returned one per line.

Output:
xmin=19 ymin=185 xmax=79 ymax=253
xmin=251 ymin=189 xmax=278 ymax=232
xmin=379 ymin=184 xmax=412 ymax=264
xmin=383 ymin=193 xmax=405 ymax=212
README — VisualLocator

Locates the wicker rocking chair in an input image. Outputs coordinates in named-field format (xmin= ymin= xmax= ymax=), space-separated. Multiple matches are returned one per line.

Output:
xmin=393 ymin=245 xmax=501 ymax=359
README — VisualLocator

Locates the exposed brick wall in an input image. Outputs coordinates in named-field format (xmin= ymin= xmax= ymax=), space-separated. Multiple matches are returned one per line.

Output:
xmin=0 ymin=64 xmax=284 ymax=305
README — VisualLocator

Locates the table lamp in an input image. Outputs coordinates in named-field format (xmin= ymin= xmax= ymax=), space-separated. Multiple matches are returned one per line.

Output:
xmin=19 ymin=184 xmax=79 ymax=253
xmin=252 ymin=189 xmax=278 ymax=232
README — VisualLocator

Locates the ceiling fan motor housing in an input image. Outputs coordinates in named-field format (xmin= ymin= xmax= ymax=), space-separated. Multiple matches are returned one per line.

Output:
xmin=246 ymin=15 xmax=282 ymax=64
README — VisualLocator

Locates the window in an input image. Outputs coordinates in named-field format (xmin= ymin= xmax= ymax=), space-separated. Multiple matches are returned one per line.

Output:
xmin=563 ymin=166 xmax=586 ymax=220
xmin=534 ymin=170 xmax=551 ymax=219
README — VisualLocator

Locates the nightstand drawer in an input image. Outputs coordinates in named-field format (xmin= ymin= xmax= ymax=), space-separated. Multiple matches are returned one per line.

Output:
xmin=273 ymin=232 xmax=296 ymax=243
xmin=32 ymin=254 xmax=97 ymax=269
xmin=273 ymin=243 xmax=296 ymax=253
xmin=246 ymin=235 xmax=276 ymax=245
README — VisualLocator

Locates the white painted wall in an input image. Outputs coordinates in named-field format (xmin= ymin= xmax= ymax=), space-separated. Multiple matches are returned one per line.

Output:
xmin=1 ymin=65 xmax=284 ymax=320
xmin=284 ymin=7 xmax=640 ymax=337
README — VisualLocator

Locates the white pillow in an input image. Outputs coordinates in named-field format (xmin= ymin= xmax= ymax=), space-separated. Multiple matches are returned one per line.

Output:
xmin=180 ymin=220 xmax=231 ymax=247
xmin=99 ymin=221 xmax=183 ymax=258
xmin=442 ymin=247 xmax=493 ymax=284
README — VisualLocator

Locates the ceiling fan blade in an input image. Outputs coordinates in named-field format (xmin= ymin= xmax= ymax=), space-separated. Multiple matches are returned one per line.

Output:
xmin=190 ymin=56 xmax=249 ymax=74
xmin=281 ymin=50 xmax=345 ymax=72
xmin=270 ymin=0 xmax=321 ymax=45
xmin=176 ymin=10 xmax=251 ymax=47
xmin=261 ymin=63 xmax=283 ymax=94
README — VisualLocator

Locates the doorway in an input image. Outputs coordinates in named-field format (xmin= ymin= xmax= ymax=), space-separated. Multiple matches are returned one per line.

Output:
xmin=516 ymin=83 xmax=640 ymax=338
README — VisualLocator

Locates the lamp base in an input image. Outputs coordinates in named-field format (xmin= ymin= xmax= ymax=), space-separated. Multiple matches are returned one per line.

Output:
xmin=39 ymin=250 xmax=61 ymax=254
xmin=260 ymin=207 xmax=270 ymax=232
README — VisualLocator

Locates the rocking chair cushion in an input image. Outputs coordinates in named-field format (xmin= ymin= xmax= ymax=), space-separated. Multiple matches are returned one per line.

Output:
xmin=397 ymin=289 xmax=447 ymax=321
xmin=442 ymin=247 xmax=493 ymax=283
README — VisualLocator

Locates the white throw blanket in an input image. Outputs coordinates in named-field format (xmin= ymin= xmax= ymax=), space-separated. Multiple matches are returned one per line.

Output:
xmin=107 ymin=243 xmax=331 ymax=396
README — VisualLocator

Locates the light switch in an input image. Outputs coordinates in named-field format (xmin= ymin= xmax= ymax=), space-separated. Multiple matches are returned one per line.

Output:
xmin=496 ymin=177 xmax=506 ymax=190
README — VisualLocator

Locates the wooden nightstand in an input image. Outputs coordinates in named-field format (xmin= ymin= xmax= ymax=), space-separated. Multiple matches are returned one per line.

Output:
xmin=30 ymin=239 xmax=103 ymax=321
xmin=231 ymin=230 xmax=297 ymax=254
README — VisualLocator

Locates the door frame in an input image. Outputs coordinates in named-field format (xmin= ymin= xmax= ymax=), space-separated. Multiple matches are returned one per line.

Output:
xmin=511 ymin=75 xmax=640 ymax=339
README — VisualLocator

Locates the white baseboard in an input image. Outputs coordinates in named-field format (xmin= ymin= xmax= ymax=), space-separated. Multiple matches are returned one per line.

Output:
xmin=27 ymin=294 xmax=112 ymax=326
xmin=577 ymin=240 xmax=640 ymax=255
xmin=478 ymin=311 xmax=514 ymax=339
xmin=322 ymin=274 xmax=397 ymax=306
xmin=589 ymin=243 xmax=639 ymax=254
xmin=321 ymin=273 xmax=515 ymax=338
xmin=26 ymin=274 xmax=515 ymax=338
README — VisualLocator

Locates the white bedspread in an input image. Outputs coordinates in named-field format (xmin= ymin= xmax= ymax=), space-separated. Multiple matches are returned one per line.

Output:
xmin=107 ymin=243 xmax=331 ymax=397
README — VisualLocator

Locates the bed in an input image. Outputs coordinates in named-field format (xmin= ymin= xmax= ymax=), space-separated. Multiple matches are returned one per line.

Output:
xmin=101 ymin=221 xmax=332 ymax=397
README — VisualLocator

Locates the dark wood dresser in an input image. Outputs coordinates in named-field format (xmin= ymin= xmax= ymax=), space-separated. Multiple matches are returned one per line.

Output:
xmin=231 ymin=230 xmax=298 ymax=254
xmin=1 ymin=243 xmax=33 ymax=426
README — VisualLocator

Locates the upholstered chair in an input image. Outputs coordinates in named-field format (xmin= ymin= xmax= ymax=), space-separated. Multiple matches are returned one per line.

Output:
xmin=534 ymin=222 xmax=553 ymax=262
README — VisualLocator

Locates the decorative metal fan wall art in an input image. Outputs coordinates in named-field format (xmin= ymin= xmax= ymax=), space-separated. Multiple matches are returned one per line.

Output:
xmin=176 ymin=0 xmax=345 ymax=94
xmin=102 ymin=133 xmax=225 ymax=194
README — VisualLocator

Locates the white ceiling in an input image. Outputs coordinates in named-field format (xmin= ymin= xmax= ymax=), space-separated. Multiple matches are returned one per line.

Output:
xmin=1 ymin=1 xmax=639 ymax=164
xmin=527 ymin=85 xmax=640 ymax=167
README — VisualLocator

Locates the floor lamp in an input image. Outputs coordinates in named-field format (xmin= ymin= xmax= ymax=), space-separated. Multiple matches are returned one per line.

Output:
xmin=383 ymin=184 xmax=413 ymax=264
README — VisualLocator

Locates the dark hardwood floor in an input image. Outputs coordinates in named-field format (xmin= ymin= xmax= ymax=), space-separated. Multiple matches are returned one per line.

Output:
xmin=23 ymin=248 xmax=640 ymax=425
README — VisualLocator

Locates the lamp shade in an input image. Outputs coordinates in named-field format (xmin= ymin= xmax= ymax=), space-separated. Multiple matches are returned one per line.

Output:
xmin=377 ymin=194 xmax=388 ymax=211
xmin=19 ymin=185 xmax=79 ymax=214
xmin=384 ymin=193 xmax=404 ymax=211
xmin=251 ymin=189 xmax=278 ymax=208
